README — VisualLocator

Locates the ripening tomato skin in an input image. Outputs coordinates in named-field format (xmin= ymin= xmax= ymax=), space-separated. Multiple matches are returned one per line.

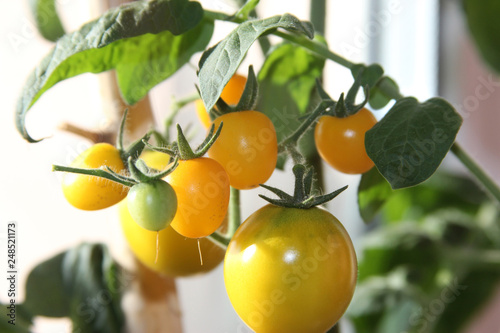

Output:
xmin=208 ymin=111 xmax=278 ymax=190
xmin=195 ymin=73 xmax=247 ymax=128
xmin=224 ymin=205 xmax=357 ymax=333
xmin=166 ymin=158 xmax=230 ymax=238
xmin=119 ymin=200 xmax=226 ymax=277
xmin=127 ymin=180 xmax=177 ymax=231
xmin=315 ymin=108 xmax=377 ymax=174
xmin=195 ymin=99 xmax=212 ymax=129
xmin=62 ymin=143 xmax=128 ymax=210
xmin=220 ymin=73 xmax=246 ymax=105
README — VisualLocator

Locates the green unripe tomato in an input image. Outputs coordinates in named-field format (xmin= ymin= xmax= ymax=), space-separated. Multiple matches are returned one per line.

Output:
xmin=127 ymin=180 xmax=177 ymax=232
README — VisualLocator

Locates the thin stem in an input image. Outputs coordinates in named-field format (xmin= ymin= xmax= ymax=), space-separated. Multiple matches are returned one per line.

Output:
xmin=227 ymin=187 xmax=241 ymax=237
xmin=165 ymin=92 xmax=199 ymax=141
xmin=280 ymin=102 xmax=327 ymax=150
xmin=52 ymin=165 xmax=136 ymax=187
xmin=206 ymin=231 xmax=229 ymax=250
xmin=273 ymin=30 xmax=355 ymax=69
xmin=451 ymin=143 xmax=500 ymax=205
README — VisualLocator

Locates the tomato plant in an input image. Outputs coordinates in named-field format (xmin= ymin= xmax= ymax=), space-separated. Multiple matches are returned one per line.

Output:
xmin=224 ymin=205 xmax=357 ymax=333
xmin=209 ymin=111 xmax=278 ymax=190
xmin=314 ymin=108 xmax=377 ymax=174
xmin=12 ymin=1 xmax=500 ymax=333
xmin=62 ymin=143 xmax=128 ymax=210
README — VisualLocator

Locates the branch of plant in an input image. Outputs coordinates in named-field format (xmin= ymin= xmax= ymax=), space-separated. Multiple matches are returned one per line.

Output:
xmin=451 ymin=144 xmax=500 ymax=205
xmin=204 ymin=7 xmax=500 ymax=205
xmin=52 ymin=165 xmax=136 ymax=187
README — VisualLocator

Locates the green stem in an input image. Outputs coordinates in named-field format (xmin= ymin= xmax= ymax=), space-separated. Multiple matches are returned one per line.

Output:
xmin=279 ymin=102 xmax=327 ymax=150
xmin=165 ymin=92 xmax=199 ymax=141
xmin=273 ymin=30 xmax=354 ymax=69
xmin=52 ymin=165 xmax=136 ymax=187
xmin=451 ymin=143 xmax=500 ymax=205
xmin=207 ymin=231 xmax=229 ymax=250
xmin=310 ymin=0 xmax=326 ymax=35
xmin=227 ymin=187 xmax=241 ymax=237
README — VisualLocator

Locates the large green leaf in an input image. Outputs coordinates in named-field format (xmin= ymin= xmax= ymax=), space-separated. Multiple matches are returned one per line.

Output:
xmin=16 ymin=0 xmax=206 ymax=143
xmin=22 ymin=243 xmax=125 ymax=333
xmin=463 ymin=0 xmax=500 ymax=73
xmin=24 ymin=252 xmax=69 ymax=317
xmin=365 ymin=97 xmax=462 ymax=189
xmin=116 ymin=19 xmax=214 ymax=106
xmin=358 ymin=171 xmax=488 ymax=224
xmin=198 ymin=14 xmax=314 ymax=113
xmin=256 ymin=41 xmax=325 ymax=168
xmin=29 ymin=0 xmax=65 ymax=41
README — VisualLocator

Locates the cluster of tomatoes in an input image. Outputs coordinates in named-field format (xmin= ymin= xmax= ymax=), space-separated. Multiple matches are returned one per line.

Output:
xmin=58 ymin=73 xmax=376 ymax=332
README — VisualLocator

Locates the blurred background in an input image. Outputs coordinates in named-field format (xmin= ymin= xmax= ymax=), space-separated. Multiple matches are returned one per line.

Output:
xmin=1 ymin=0 xmax=499 ymax=332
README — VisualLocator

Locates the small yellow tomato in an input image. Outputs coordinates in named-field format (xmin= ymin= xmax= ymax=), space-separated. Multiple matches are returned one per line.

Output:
xmin=195 ymin=73 xmax=247 ymax=128
xmin=209 ymin=111 xmax=278 ymax=190
xmin=314 ymin=108 xmax=377 ymax=174
xmin=62 ymin=143 xmax=128 ymax=210
xmin=166 ymin=158 xmax=230 ymax=238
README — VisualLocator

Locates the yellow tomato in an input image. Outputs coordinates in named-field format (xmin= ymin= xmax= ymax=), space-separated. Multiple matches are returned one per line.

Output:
xmin=119 ymin=200 xmax=225 ymax=277
xmin=209 ymin=111 xmax=278 ymax=190
xmin=62 ymin=143 xmax=128 ymax=210
xmin=224 ymin=205 xmax=357 ymax=333
xmin=195 ymin=73 xmax=247 ymax=128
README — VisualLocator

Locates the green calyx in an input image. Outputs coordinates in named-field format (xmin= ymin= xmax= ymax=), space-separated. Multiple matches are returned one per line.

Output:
xmin=318 ymin=74 xmax=370 ymax=118
xmin=127 ymin=155 xmax=179 ymax=183
xmin=260 ymin=164 xmax=348 ymax=209
xmin=144 ymin=122 xmax=223 ymax=160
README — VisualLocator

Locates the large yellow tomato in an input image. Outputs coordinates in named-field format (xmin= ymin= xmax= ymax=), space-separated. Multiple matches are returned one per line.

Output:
xmin=62 ymin=143 xmax=128 ymax=210
xmin=224 ymin=205 xmax=357 ymax=333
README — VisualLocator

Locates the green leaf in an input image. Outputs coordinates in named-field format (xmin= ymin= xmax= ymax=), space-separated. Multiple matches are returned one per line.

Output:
xmin=29 ymin=0 xmax=65 ymax=41
xmin=116 ymin=19 xmax=214 ymax=106
xmin=63 ymin=243 xmax=125 ymax=333
xmin=198 ymin=13 xmax=314 ymax=112
xmin=22 ymin=243 xmax=126 ymax=333
xmin=256 ymin=40 xmax=325 ymax=168
xmin=433 ymin=270 xmax=500 ymax=333
xmin=16 ymin=0 xmax=205 ymax=143
xmin=369 ymin=77 xmax=400 ymax=110
xmin=358 ymin=167 xmax=393 ymax=223
xmin=234 ymin=0 xmax=260 ymax=21
xmin=24 ymin=252 xmax=69 ymax=317
xmin=365 ymin=97 xmax=462 ymax=189
xmin=463 ymin=0 xmax=500 ymax=73
xmin=351 ymin=63 xmax=384 ymax=90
